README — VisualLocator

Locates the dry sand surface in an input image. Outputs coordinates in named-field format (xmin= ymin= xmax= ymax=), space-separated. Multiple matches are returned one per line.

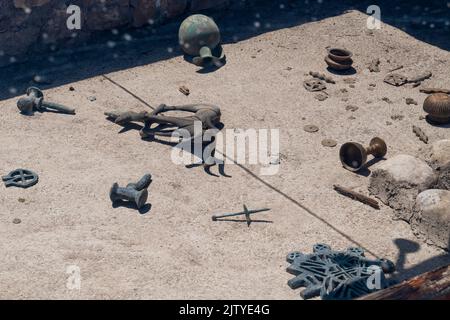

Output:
xmin=1 ymin=10 xmax=450 ymax=299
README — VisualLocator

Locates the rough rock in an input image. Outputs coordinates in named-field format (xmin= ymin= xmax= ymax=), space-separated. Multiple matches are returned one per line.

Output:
xmin=432 ymin=162 xmax=450 ymax=190
xmin=421 ymin=139 xmax=450 ymax=169
xmin=369 ymin=154 xmax=437 ymax=221
xmin=412 ymin=189 xmax=450 ymax=251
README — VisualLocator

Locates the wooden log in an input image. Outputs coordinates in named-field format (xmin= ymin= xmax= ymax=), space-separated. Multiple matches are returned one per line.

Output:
xmin=359 ymin=265 xmax=450 ymax=300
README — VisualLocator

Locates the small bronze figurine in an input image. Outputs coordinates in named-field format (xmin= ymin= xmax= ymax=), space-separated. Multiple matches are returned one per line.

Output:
xmin=105 ymin=103 xmax=221 ymax=140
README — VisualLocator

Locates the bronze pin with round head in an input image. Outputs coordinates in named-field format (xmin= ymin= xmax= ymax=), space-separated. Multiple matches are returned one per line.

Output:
xmin=339 ymin=137 xmax=387 ymax=172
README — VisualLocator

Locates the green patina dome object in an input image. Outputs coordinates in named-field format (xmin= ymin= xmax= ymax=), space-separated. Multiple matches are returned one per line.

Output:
xmin=178 ymin=14 xmax=224 ymax=66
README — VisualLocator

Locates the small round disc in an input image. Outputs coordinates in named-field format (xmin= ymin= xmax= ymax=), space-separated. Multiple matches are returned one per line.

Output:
xmin=304 ymin=125 xmax=319 ymax=133
xmin=321 ymin=138 xmax=337 ymax=147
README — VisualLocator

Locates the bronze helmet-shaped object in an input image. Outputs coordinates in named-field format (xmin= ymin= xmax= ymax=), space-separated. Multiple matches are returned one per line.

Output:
xmin=178 ymin=14 xmax=224 ymax=66
xmin=423 ymin=93 xmax=450 ymax=124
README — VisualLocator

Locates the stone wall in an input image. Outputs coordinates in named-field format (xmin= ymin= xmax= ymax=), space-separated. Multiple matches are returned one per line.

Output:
xmin=0 ymin=0 xmax=230 ymax=65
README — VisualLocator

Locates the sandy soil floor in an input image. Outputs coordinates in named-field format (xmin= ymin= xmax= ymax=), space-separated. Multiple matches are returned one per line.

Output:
xmin=1 ymin=9 xmax=450 ymax=299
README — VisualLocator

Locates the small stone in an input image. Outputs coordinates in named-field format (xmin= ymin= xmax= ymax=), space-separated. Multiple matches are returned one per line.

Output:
xmin=304 ymin=125 xmax=319 ymax=133
xmin=314 ymin=93 xmax=328 ymax=101
xmin=18 ymin=198 xmax=26 ymax=203
xmin=368 ymin=58 xmax=381 ymax=72
xmin=88 ymin=96 xmax=96 ymax=102
xmin=348 ymin=115 xmax=356 ymax=120
xmin=12 ymin=218 xmax=21 ymax=224
xmin=382 ymin=97 xmax=393 ymax=104
xmin=286 ymin=67 xmax=293 ymax=71
xmin=365 ymin=100 xmax=373 ymax=104
xmin=405 ymin=98 xmax=418 ymax=105
xmin=340 ymin=88 xmax=348 ymax=93
xmin=386 ymin=121 xmax=392 ymax=125
xmin=69 ymin=86 xmax=75 ymax=91
xmin=346 ymin=105 xmax=358 ymax=112
xmin=349 ymin=84 xmax=355 ymax=88
xmin=419 ymin=115 xmax=426 ymax=120
xmin=391 ymin=114 xmax=404 ymax=121
xmin=369 ymin=83 xmax=376 ymax=87
xmin=343 ymin=78 xmax=356 ymax=84
xmin=251 ymin=55 xmax=256 ymax=59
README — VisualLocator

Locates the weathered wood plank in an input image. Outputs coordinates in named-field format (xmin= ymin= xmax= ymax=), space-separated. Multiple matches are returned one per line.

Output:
xmin=359 ymin=265 xmax=450 ymax=300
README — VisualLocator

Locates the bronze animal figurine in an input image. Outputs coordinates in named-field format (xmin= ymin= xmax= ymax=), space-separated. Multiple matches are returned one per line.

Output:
xmin=105 ymin=103 xmax=221 ymax=140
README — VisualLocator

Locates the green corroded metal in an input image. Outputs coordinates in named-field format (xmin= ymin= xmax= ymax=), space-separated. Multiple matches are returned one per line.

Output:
xmin=179 ymin=14 xmax=224 ymax=66
xmin=17 ymin=87 xmax=76 ymax=115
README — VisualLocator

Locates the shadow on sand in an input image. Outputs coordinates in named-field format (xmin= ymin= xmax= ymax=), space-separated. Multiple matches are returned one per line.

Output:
xmin=1 ymin=0 xmax=448 ymax=100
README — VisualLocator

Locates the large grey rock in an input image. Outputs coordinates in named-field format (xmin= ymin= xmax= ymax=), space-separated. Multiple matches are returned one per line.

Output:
xmin=369 ymin=154 xmax=437 ymax=221
xmin=412 ymin=189 xmax=450 ymax=251
xmin=421 ymin=139 xmax=450 ymax=169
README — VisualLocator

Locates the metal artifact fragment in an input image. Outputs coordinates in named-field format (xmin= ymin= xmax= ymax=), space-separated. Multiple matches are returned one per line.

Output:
xmin=321 ymin=139 xmax=337 ymax=147
xmin=17 ymin=87 xmax=76 ymax=115
xmin=178 ymin=14 xmax=225 ymax=67
xmin=339 ymin=137 xmax=387 ymax=172
xmin=126 ymin=173 xmax=153 ymax=191
xmin=405 ymin=98 xmax=417 ymax=105
xmin=368 ymin=58 xmax=380 ymax=72
xmin=346 ymin=105 xmax=358 ymax=112
xmin=407 ymin=72 xmax=432 ymax=85
xmin=387 ymin=65 xmax=403 ymax=73
xmin=110 ymin=174 xmax=152 ymax=209
xmin=2 ymin=169 xmax=39 ymax=188
xmin=384 ymin=74 xmax=407 ymax=86
xmin=333 ymin=184 xmax=380 ymax=209
xmin=304 ymin=125 xmax=319 ymax=133
xmin=325 ymin=48 xmax=353 ymax=71
xmin=412 ymin=125 xmax=429 ymax=144
xmin=303 ymin=79 xmax=326 ymax=92
xmin=105 ymin=103 xmax=221 ymax=140
xmin=179 ymin=86 xmax=190 ymax=96
xmin=286 ymin=244 xmax=395 ymax=300
xmin=211 ymin=205 xmax=270 ymax=227
xmin=110 ymin=183 xmax=148 ymax=210
xmin=420 ymin=88 xmax=450 ymax=94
